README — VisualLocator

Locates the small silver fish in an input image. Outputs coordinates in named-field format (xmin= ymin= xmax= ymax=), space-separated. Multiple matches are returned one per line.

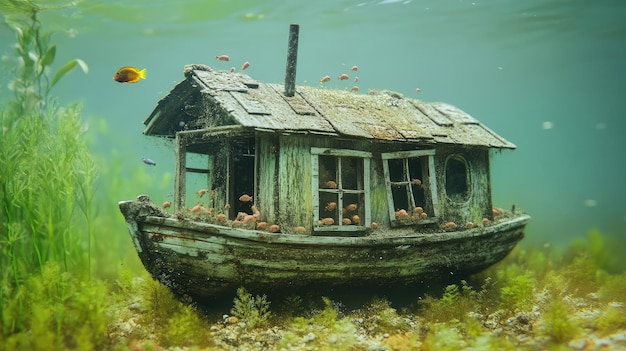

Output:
xmin=142 ymin=157 xmax=156 ymax=166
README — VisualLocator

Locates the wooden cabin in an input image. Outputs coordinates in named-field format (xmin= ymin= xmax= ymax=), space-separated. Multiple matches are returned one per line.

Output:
xmin=142 ymin=64 xmax=516 ymax=237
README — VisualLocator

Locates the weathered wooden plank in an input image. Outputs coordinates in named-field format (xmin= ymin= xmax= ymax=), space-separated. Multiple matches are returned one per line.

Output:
xmin=230 ymin=91 xmax=270 ymax=115
xmin=278 ymin=135 xmax=313 ymax=232
xmin=174 ymin=133 xmax=187 ymax=212
xmin=411 ymin=100 xmax=453 ymax=127
xmin=433 ymin=102 xmax=479 ymax=125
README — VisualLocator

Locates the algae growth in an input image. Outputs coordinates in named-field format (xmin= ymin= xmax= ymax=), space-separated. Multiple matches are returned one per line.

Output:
xmin=1 ymin=3 xmax=625 ymax=351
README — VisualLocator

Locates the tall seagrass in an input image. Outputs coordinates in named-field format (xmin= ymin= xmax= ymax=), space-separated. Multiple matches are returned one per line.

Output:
xmin=0 ymin=0 xmax=93 ymax=330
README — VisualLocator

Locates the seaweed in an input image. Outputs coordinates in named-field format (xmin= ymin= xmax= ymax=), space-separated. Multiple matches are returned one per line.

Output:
xmin=1 ymin=262 xmax=109 ymax=350
xmin=230 ymin=287 xmax=272 ymax=329
xmin=0 ymin=1 xmax=94 ymax=335
xmin=540 ymin=298 xmax=581 ymax=344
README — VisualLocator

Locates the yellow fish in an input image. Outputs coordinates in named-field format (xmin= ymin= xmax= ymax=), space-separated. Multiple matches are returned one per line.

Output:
xmin=113 ymin=66 xmax=146 ymax=83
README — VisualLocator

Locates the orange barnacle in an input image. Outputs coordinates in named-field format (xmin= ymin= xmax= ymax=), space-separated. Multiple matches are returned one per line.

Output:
xmin=197 ymin=188 xmax=208 ymax=197
xmin=241 ymin=61 xmax=250 ymax=70
xmin=325 ymin=180 xmax=338 ymax=189
xmin=466 ymin=222 xmax=475 ymax=228
xmin=216 ymin=55 xmax=230 ymax=61
xmin=337 ymin=73 xmax=349 ymax=80
xmin=443 ymin=221 xmax=457 ymax=229
xmin=242 ymin=215 xmax=256 ymax=225
xmin=352 ymin=215 xmax=360 ymax=224
xmin=268 ymin=224 xmax=281 ymax=233
xmin=256 ymin=221 xmax=268 ymax=230
xmin=294 ymin=226 xmax=306 ymax=234
xmin=395 ymin=209 xmax=409 ymax=220
xmin=325 ymin=202 xmax=337 ymax=211
xmin=207 ymin=207 xmax=214 ymax=216
xmin=420 ymin=212 xmax=428 ymax=219
xmin=216 ymin=213 xmax=227 ymax=222
xmin=346 ymin=203 xmax=357 ymax=212
xmin=251 ymin=204 xmax=261 ymax=219
xmin=322 ymin=217 xmax=335 ymax=225
xmin=370 ymin=222 xmax=378 ymax=229
xmin=162 ymin=201 xmax=171 ymax=209
xmin=231 ymin=220 xmax=243 ymax=228
xmin=482 ymin=218 xmax=489 ymax=225
xmin=190 ymin=204 xmax=203 ymax=213
xmin=414 ymin=206 xmax=423 ymax=214
xmin=411 ymin=178 xmax=422 ymax=186
xmin=224 ymin=203 xmax=231 ymax=210
xmin=320 ymin=75 xmax=331 ymax=83
xmin=342 ymin=218 xmax=352 ymax=225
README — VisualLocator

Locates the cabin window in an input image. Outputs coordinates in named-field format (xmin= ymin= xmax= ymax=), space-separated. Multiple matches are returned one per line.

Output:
xmin=382 ymin=150 xmax=439 ymax=226
xmin=445 ymin=155 xmax=470 ymax=203
xmin=311 ymin=148 xmax=371 ymax=233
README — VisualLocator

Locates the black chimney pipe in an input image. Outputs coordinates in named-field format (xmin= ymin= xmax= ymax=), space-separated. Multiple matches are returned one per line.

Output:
xmin=284 ymin=24 xmax=299 ymax=97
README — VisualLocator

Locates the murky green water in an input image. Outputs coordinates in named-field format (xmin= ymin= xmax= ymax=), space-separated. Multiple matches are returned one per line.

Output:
xmin=2 ymin=0 xmax=625 ymax=247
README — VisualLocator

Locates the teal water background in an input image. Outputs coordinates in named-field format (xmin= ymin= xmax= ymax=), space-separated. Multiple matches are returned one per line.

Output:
xmin=2 ymin=0 xmax=625 ymax=247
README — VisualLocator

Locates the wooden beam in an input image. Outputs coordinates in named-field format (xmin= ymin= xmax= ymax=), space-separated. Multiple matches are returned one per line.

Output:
xmin=174 ymin=133 xmax=187 ymax=212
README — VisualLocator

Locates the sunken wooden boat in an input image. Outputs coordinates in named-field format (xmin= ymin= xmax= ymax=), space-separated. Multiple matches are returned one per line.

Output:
xmin=119 ymin=25 xmax=529 ymax=300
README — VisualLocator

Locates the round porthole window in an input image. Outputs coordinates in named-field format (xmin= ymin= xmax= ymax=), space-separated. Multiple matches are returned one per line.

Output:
xmin=445 ymin=155 xmax=470 ymax=202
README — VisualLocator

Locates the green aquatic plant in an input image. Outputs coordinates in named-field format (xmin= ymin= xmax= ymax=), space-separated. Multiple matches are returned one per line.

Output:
xmin=311 ymin=296 xmax=338 ymax=328
xmin=421 ymin=323 xmax=466 ymax=351
xmin=1 ymin=0 xmax=92 ymax=287
xmin=540 ymin=298 xmax=581 ymax=344
xmin=564 ymin=229 xmax=625 ymax=274
xmin=597 ymin=271 xmax=626 ymax=303
xmin=595 ymin=303 xmax=626 ymax=336
xmin=136 ymin=277 xmax=212 ymax=347
xmin=0 ymin=262 xmax=108 ymax=350
xmin=230 ymin=287 xmax=272 ymax=329
xmin=418 ymin=279 xmax=491 ymax=322
xmin=354 ymin=297 xmax=409 ymax=335
xmin=497 ymin=263 xmax=536 ymax=311
xmin=0 ymin=0 xmax=88 ymax=118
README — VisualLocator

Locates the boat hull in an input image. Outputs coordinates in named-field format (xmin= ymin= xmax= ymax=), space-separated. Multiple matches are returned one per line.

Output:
xmin=119 ymin=199 xmax=529 ymax=300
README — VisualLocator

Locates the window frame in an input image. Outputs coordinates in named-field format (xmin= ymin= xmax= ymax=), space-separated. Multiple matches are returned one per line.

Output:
xmin=381 ymin=149 xmax=439 ymax=227
xmin=311 ymin=147 xmax=372 ymax=232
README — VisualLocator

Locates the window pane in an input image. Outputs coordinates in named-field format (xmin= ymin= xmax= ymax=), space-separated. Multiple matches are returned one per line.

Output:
xmin=391 ymin=183 xmax=410 ymax=212
xmin=319 ymin=155 xmax=337 ymax=189
xmin=408 ymin=157 xmax=426 ymax=208
xmin=341 ymin=157 xmax=362 ymax=190
xmin=387 ymin=158 xmax=406 ymax=182
xmin=319 ymin=192 xmax=339 ymax=226
xmin=342 ymin=193 xmax=364 ymax=225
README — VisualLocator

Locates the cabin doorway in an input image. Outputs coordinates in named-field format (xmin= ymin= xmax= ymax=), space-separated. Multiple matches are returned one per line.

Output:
xmin=229 ymin=138 xmax=255 ymax=218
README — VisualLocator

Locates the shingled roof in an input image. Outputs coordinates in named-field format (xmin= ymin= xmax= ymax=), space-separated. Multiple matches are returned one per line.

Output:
xmin=143 ymin=64 xmax=515 ymax=149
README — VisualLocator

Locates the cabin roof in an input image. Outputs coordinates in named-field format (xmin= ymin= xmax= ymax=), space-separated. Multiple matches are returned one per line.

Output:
xmin=143 ymin=64 xmax=515 ymax=149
